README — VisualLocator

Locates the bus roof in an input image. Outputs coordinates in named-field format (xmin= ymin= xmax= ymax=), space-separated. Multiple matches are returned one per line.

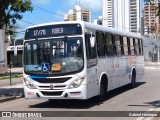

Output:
xmin=83 ymin=22 xmax=142 ymax=39
xmin=26 ymin=21 xmax=142 ymax=39
xmin=26 ymin=21 xmax=83 ymax=29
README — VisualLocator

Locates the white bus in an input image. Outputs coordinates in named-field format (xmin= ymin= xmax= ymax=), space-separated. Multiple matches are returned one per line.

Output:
xmin=23 ymin=21 xmax=144 ymax=101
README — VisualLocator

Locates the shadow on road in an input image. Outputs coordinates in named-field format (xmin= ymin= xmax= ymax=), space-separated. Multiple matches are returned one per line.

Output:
xmin=145 ymin=100 xmax=160 ymax=108
xmin=29 ymin=82 xmax=146 ymax=109
xmin=104 ymin=82 xmax=146 ymax=101
xmin=128 ymin=100 xmax=160 ymax=108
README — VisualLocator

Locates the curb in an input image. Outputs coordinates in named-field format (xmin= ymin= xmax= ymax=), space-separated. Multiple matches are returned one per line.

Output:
xmin=0 ymin=96 xmax=16 ymax=103
xmin=0 ymin=93 xmax=24 ymax=103
xmin=145 ymin=67 xmax=160 ymax=70
xmin=0 ymin=75 xmax=23 ymax=80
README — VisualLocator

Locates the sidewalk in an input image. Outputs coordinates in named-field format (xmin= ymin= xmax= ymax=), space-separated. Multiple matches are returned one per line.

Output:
xmin=145 ymin=61 xmax=160 ymax=70
xmin=8 ymin=67 xmax=23 ymax=74
xmin=145 ymin=61 xmax=160 ymax=66
xmin=0 ymin=67 xmax=23 ymax=76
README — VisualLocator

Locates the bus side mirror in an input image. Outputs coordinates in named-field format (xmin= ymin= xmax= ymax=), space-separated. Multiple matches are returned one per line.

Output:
xmin=90 ymin=36 xmax=95 ymax=48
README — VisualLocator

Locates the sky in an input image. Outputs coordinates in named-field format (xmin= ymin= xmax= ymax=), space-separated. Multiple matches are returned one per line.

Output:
xmin=16 ymin=0 xmax=144 ymax=38
xmin=16 ymin=0 xmax=102 ymax=38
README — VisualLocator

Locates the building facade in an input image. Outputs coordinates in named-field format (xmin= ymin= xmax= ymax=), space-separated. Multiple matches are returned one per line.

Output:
xmin=94 ymin=16 xmax=103 ymax=25
xmin=102 ymin=0 xmax=140 ymax=33
xmin=64 ymin=4 xmax=91 ymax=22
xmin=102 ymin=0 xmax=113 ymax=27
xmin=130 ymin=0 xmax=140 ymax=33
xmin=7 ymin=39 xmax=23 ymax=67
xmin=143 ymin=0 xmax=159 ymax=36
xmin=113 ymin=0 xmax=130 ymax=31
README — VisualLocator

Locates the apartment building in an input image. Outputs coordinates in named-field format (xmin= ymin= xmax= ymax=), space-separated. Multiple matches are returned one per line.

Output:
xmin=102 ymin=0 xmax=113 ymax=27
xmin=102 ymin=0 xmax=140 ymax=33
xmin=64 ymin=4 xmax=91 ymax=22
xmin=130 ymin=0 xmax=140 ymax=33
xmin=143 ymin=0 xmax=159 ymax=35
xmin=113 ymin=0 xmax=130 ymax=31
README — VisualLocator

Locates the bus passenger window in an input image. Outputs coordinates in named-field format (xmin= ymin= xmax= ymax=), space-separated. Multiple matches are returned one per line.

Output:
xmin=106 ymin=33 xmax=115 ymax=56
xmin=135 ymin=38 xmax=139 ymax=55
xmin=130 ymin=37 xmax=135 ymax=56
xmin=127 ymin=37 xmax=131 ymax=55
xmin=123 ymin=36 xmax=128 ymax=56
xmin=141 ymin=39 xmax=144 ymax=54
xmin=138 ymin=39 xmax=143 ymax=55
xmin=96 ymin=31 xmax=105 ymax=57
xmin=115 ymin=35 xmax=123 ymax=56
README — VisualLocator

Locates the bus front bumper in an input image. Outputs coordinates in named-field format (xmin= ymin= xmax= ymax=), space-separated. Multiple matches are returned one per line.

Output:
xmin=24 ymin=85 xmax=87 ymax=100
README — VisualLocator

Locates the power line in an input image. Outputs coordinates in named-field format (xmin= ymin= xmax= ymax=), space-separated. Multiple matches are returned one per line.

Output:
xmin=33 ymin=4 xmax=64 ymax=17
xmin=16 ymin=32 xmax=25 ymax=34
xmin=18 ymin=27 xmax=26 ymax=30
xmin=16 ymin=30 xmax=25 ymax=33
xmin=19 ymin=19 xmax=36 ymax=25
xmin=33 ymin=4 xmax=101 ymax=21
xmin=16 ymin=5 xmax=99 ymax=27
xmin=16 ymin=5 xmax=64 ymax=26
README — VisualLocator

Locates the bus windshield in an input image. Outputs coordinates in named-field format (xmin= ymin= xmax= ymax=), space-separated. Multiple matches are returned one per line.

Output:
xmin=24 ymin=37 xmax=84 ymax=75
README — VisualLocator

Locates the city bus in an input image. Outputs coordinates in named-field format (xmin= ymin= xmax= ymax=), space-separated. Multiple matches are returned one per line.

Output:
xmin=23 ymin=21 xmax=144 ymax=101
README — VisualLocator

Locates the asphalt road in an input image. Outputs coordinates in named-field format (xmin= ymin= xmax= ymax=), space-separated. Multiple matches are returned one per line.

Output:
xmin=0 ymin=69 xmax=160 ymax=120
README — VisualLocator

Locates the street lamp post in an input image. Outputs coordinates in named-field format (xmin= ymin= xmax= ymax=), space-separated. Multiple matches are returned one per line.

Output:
xmin=8 ymin=62 xmax=12 ymax=86
xmin=14 ymin=39 xmax=17 ymax=56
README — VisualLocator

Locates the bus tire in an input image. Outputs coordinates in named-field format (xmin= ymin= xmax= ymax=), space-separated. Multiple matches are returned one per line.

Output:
xmin=130 ymin=70 xmax=136 ymax=88
xmin=96 ymin=78 xmax=107 ymax=102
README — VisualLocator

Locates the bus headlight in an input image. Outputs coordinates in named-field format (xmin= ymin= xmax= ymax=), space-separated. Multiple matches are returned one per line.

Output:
xmin=24 ymin=78 xmax=37 ymax=89
xmin=69 ymin=76 xmax=85 ymax=89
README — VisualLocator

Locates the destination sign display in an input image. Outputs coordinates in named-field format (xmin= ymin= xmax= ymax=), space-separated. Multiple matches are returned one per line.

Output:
xmin=25 ymin=24 xmax=82 ymax=40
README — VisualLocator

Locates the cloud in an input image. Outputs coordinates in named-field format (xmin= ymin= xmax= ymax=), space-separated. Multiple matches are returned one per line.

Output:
xmin=32 ymin=0 xmax=52 ymax=5
xmin=67 ymin=0 xmax=102 ymax=12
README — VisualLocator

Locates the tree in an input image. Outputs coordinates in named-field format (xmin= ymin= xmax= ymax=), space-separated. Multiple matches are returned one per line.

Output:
xmin=0 ymin=0 xmax=33 ymax=35
xmin=8 ymin=24 xmax=19 ymax=41
xmin=157 ymin=0 xmax=160 ymax=16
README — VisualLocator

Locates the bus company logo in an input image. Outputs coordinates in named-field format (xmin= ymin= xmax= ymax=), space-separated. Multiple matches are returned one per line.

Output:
xmin=50 ymin=84 xmax=54 ymax=89
xmin=2 ymin=112 xmax=12 ymax=117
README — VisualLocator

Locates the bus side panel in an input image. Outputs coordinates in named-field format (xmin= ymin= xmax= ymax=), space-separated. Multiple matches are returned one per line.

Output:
xmin=116 ymin=57 xmax=131 ymax=87
xmin=135 ymin=56 xmax=145 ymax=81
xmin=86 ymin=66 xmax=99 ymax=99
xmin=106 ymin=57 xmax=117 ymax=91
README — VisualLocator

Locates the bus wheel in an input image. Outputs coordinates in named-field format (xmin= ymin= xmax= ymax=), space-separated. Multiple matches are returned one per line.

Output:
xmin=96 ymin=79 xmax=107 ymax=102
xmin=130 ymin=72 xmax=136 ymax=88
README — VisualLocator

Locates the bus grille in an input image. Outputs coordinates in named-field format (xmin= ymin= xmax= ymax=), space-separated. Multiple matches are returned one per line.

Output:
xmin=38 ymin=85 xmax=66 ymax=89
xmin=41 ymin=91 xmax=63 ymax=96
xmin=32 ymin=77 xmax=72 ymax=83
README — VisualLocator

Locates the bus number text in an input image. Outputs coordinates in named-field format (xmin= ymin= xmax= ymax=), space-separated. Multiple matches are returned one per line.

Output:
xmin=34 ymin=29 xmax=46 ymax=36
